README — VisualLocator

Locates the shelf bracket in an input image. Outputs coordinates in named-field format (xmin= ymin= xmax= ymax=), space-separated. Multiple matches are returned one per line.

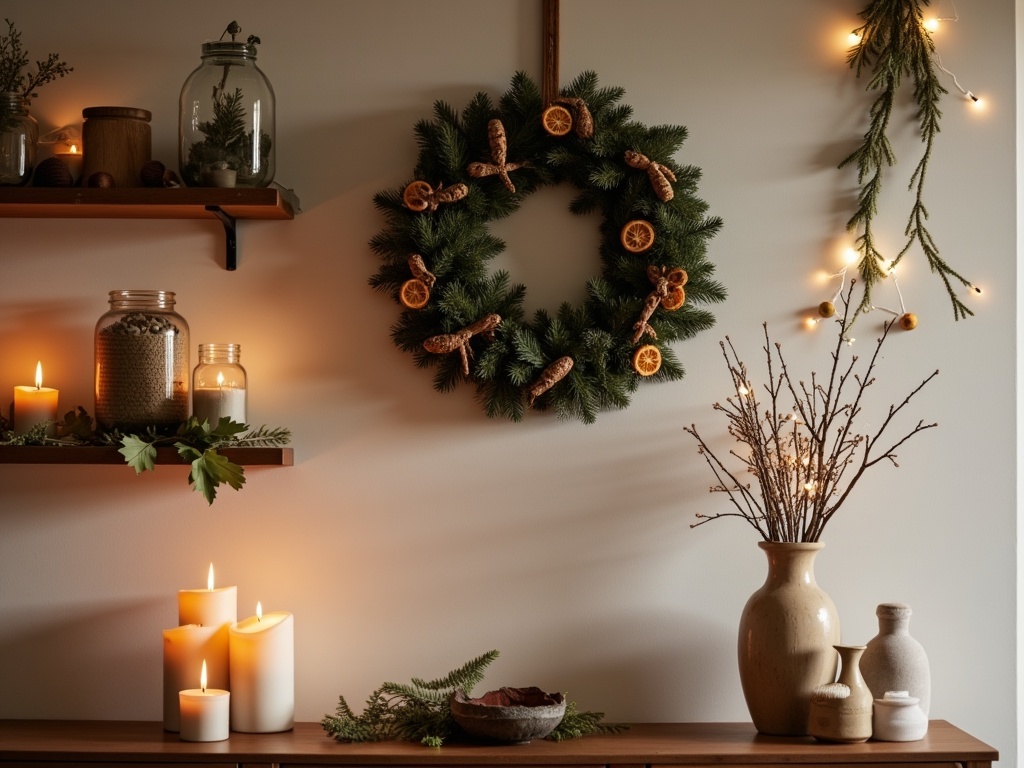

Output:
xmin=205 ymin=205 xmax=238 ymax=270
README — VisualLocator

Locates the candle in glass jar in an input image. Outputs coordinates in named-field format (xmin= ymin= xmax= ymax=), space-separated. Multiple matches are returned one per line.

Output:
xmin=13 ymin=361 xmax=59 ymax=436
xmin=54 ymin=143 xmax=83 ymax=182
xmin=192 ymin=372 xmax=246 ymax=425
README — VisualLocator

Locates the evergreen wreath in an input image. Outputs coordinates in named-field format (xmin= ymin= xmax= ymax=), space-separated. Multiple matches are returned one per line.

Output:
xmin=369 ymin=72 xmax=724 ymax=424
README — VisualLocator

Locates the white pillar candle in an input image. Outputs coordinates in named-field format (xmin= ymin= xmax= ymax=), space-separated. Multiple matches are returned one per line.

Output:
xmin=229 ymin=603 xmax=294 ymax=733
xmin=13 ymin=361 xmax=58 ymax=436
xmin=179 ymin=661 xmax=230 ymax=742
xmin=162 ymin=624 xmax=224 ymax=732
xmin=177 ymin=564 xmax=236 ymax=695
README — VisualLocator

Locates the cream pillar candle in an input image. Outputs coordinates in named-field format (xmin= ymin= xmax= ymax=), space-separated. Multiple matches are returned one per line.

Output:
xmin=179 ymin=660 xmax=230 ymax=742
xmin=192 ymin=384 xmax=246 ymax=426
xmin=177 ymin=564 xmax=236 ymax=692
xmin=229 ymin=602 xmax=294 ymax=733
xmin=162 ymin=623 xmax=223 ymax=732
xmin=13 ymin=361 xmax=58 ymax=436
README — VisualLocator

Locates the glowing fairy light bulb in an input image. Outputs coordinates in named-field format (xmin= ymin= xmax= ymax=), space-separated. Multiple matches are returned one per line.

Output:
xmin=969 ymin=284 xmax=983 ymax=296
xmin=843 ymin=247 xmax=860 ymax=266
xmin=804 ymin=316 xmax=819 ymax=331
xmin=847 ymin=31 xmax=862 ymax=46
xmin=923 ymin=17 xmax=940 ymax=32
xmin=738 ymin=385 xmax=749 ymax=396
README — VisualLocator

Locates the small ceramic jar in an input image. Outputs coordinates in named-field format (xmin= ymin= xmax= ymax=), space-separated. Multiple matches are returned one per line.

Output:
xmin=872 ymin=691 xmax=928 ymax=742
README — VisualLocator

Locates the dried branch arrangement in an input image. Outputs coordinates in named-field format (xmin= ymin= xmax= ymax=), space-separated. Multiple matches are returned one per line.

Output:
xmin=684 ymin=283 xmax=938 ymax=542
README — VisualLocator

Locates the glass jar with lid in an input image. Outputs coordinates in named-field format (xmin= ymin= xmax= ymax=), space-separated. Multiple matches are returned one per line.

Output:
xmin=0 ymin=92 xmax=39 ymax=186
xmin=179 ymin=21 xmax=275 ymax=188
xmin=192 ymin=343 xmax=247 ymax=426
xmin=95 ymin=290 xmax=190 ymax=432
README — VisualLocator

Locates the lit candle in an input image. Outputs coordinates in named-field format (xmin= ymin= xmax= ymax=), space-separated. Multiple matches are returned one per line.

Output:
xmin=54 ymin=143 xmax=83 ymax=183
xmin=13 ymin=361 xmax=59 ymax=436
xmin=192 ymin=372 xmax=247 ymax=426
xmin=229 ymin=602 xmax=294 ymax=733
xmin=179 ymin=660 xmax=230 ymax=742
xmin=162 ymin=623 xmax=221 ymax=732
xmin=177 ymin=564 xmax=236 ymax=697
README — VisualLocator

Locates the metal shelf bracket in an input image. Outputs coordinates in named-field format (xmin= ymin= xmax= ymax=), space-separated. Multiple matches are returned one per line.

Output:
xmin=205 ymin=205 xmax=238 ymax=270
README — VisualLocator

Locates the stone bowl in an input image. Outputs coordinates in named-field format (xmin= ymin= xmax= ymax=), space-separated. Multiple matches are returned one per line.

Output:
xmin=450 ymin=687 xmax=566 ymax=743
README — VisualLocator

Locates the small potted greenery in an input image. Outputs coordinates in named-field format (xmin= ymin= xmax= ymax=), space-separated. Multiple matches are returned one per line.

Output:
xmin=0 ymin=18 xmax=72 ymax=184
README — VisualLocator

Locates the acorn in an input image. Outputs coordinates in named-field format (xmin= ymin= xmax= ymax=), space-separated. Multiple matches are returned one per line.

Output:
xmin=32 ymin=156 xmax=74 ymax=187
xmin=899 ymin=312 xmax=918 ymax=331
xmin=140 ymin=160 xmax=166 ymax=187
xmin=87 ymin=171 xmax=115 ymax=188
xmin=818 ymin=301 xmax=836 ymax=318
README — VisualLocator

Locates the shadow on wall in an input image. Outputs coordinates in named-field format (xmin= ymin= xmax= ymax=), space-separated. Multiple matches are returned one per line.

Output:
xmin=0 ymin=598 xmax=165 ymax=719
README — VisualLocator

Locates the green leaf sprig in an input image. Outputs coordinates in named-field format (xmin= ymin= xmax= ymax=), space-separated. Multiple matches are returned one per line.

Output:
xmin=0 ymin=18 xmax=73 ymax=100
xmin=119 ymin=417 xmax=291 ymax=505
xmin=840 ymin=0 xmax=973 ymax=323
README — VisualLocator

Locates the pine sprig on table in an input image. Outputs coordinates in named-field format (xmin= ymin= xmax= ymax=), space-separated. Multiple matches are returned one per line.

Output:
xmin=321 ymin=649 xmax=625 ymax=747
xmin=840 ymin=0 xmax=973 ymax=321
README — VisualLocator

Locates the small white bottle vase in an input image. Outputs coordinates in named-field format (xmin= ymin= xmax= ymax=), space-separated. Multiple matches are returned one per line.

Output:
xmin=860 ymin=603 xmax=931 ymax=715
xmin=872 ymin=691 xmax=928 ymax=742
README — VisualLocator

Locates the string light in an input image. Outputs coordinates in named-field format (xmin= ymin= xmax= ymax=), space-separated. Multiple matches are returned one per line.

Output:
xmin=923 ymin=17 xmax=940 ymax=33
xmin=968 ymin=283 xmax=983 ymax=296
xmin=848 ymin=31 xmax=862 ymax=46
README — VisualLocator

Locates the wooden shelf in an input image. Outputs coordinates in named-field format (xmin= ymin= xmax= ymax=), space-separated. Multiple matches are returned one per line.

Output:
xmin=0 ymin=720 xmax=1001 ymax=767
xmin=0 ymin=186 xmax=299 ymax=269
xmin=0 ymin=445 xmax=293 ymax=466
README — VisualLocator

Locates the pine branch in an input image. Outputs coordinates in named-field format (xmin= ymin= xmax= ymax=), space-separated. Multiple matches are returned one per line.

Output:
xmin=840 ymin=0 xmax=972 ymax=321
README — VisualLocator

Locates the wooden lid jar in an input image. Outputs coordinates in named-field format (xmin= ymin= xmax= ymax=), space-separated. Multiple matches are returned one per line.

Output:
xmin=82 ymin=106 xmax=152 ymax=187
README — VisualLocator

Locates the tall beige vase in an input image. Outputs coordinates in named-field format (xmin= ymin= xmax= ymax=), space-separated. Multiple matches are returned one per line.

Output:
xmin=738 ymin=541 xmax=841 ymax=735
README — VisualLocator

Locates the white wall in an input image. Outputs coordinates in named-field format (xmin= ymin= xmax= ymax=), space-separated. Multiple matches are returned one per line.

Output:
xmin=0 ymin=0 xmax=1015 ymax=762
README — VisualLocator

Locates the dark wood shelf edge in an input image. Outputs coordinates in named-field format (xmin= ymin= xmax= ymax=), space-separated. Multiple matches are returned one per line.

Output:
xmin=0 ymin=186 xmax=299 ymax=220
xmin=0 ymin=446 xmax=293 ymax=466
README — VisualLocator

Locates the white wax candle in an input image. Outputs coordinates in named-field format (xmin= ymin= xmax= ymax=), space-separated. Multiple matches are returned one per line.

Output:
xmin=177 ymin=565 xmax=236 ymax=698
xmin=179 ymin=663 xmax=230 ymax=742
xmin=192 ymin=387 xmax=246 ymax=426
xmin=162 ymin=624 xmax=224 ymax=732
xmin=13 ymin=362 xmax=58 ymax=436
xmin=229 ymin=606 xmax=294 ymax=733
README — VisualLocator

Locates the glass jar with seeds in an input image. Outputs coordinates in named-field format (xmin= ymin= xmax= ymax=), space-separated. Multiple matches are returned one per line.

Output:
xmin=95 ymin=290 xmax=190 ymax=432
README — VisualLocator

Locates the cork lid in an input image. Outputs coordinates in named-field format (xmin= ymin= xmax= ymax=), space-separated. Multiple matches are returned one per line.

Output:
xmin=82 ymin=106 xmax=152 ymax=122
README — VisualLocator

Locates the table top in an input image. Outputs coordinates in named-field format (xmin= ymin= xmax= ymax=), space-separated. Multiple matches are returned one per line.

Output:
xmin=0 ymin=720 xmax=999 ymax=765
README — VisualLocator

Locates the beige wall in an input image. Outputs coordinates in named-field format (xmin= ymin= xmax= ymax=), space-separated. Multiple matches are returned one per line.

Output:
xmin=0 ymin=0 xmax=1015 ymax=761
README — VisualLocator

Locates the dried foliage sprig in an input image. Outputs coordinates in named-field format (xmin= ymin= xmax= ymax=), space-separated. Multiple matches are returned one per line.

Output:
xmin=840 ymin=0 xmax=973 ymax=322
xmin=684 ymin=282 xmax=938 ymax=542
xmin=0 ymin=18 xmax=73 ymax=100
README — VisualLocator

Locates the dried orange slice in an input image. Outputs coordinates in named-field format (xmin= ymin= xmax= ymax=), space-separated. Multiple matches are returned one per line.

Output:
xmin=661 ymin=285 xmax=686 ymax=311
xmin=541 ymin=104 xmax=573 ymax=136
xmin=620 ymin=219 xmax=655 ymax=253
xmin=666 ymin=267 xmax=688 ymax=287
xmin=402 ymin=180 xmax=433 ymax=211
xmin=631 ymin=344 xmax=662 ymax=376
xmin=399 ymin=278 xmax=431 ymax=309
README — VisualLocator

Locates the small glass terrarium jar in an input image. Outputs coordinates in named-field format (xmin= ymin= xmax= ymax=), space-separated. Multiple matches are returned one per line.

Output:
xmin=178 ymin=21 xmax=275 ymax=188
xmin=95 ymin=290 xmax=190 ymax=432
xmin=192 ymin=343 xmax=247 ymax=426
xmin=0 ymin=92 xmax=39 ymax=186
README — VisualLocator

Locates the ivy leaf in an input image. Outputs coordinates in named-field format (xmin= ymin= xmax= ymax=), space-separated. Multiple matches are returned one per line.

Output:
xmin=183 ymin=447 xmax=246 ymax=505
xmin=119 ymin=435 xmax=157 ymax=474
xmin=209 ymin=417 xmax=248 ymax=438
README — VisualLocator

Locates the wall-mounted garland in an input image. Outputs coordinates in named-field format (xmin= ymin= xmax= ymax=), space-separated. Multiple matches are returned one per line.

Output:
xmin=369 ymin=72 xmax=724 ymax=423
xmin=840 ymin=0 xmax=976 ymax=323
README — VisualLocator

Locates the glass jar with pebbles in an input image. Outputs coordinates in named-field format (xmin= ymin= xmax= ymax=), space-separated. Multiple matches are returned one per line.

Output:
xmin=95 ymin=290 xmax=190 ymax=432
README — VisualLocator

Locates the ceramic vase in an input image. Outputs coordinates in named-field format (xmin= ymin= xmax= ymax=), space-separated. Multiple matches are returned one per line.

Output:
xmin=873 ymin=691 xmax=928 ymax=741
xmin=860 ymin=603 xmax=931 ymax=715
xmin=832 ymin=644 xmax=873 ymax=742
xmin=738 ymin=541 xmax=841 ymax=736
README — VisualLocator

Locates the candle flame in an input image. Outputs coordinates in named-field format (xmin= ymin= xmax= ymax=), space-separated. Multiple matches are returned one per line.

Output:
xmin=34 ymin=361 xmax=43 ymax=389
xmin=256 ymin=601 xmax=263 ymax=621
xmin=216 ymin=372 xmax=225 ymax=387
xmin=207 ymin=562 xmax=215 ymax=590
xmin=200 ymin=659 xmax=208 ymax=693
xmin=69 ymin=144 xmax=79 ymax=154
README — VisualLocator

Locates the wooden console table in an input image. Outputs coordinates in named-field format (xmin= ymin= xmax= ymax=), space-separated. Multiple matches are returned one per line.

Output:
xmin=0 ymin=720 xmax=998 ymax=768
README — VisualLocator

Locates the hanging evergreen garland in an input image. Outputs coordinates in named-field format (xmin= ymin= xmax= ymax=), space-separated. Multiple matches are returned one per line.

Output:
xmin=369 ymin=72 xmax=724 ymax=424
xmin=841 ymin=0 xmax=975 ymax=321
